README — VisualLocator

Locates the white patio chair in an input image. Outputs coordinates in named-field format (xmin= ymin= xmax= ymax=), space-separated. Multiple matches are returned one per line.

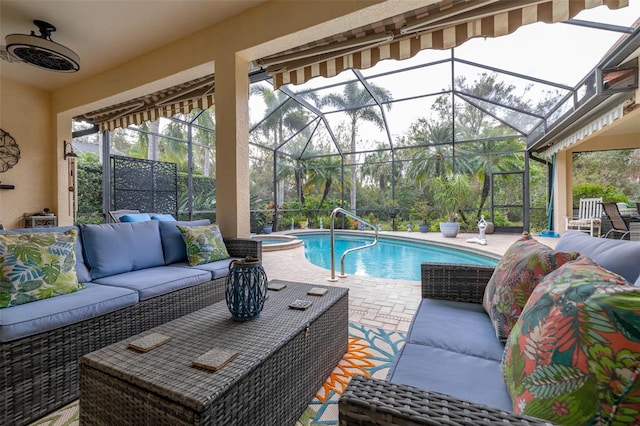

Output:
xmin=565 ymin=197 xmax=602 ymax=237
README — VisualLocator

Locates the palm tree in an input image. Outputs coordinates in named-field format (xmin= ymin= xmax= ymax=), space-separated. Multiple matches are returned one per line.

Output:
xmin=320 ymin=82 xmax=392 ymax=214
xmin=148 ymin=120 xmax=160 ymax=161
xmin=252 ymin=84 xmax=316 ymax=209
xmin=251 ymin=84 xmax=313 ymax=148
xmin=361 ymin=145 xmax=395 ymax=205
xmin=127 ymin=121 xmax=152 ymax=159
xmin=458 ymin=134 xmax=524 ymax=219
xmin=187 ymin=107 xmax=216 ymax=178
xmin=303 ymin=154 xmax=344 ymax=209
xmin=406 ymin=120 xmax=453 ymax=183
xmin=160 ymin=120 xmax=189 ymax=173
xmin=449 ymin=74 xmax=531 ymax=219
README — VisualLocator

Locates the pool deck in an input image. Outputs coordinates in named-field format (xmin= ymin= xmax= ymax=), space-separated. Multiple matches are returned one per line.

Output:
xmin=261 ymin=230 xmax=559 ymax=333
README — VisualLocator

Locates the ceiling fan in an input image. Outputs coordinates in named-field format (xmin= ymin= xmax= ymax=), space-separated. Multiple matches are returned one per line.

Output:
xmin=1 ymin=20 xmax=80 ymax=72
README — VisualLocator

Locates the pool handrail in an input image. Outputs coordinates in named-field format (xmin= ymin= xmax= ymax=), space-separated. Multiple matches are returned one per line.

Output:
xmin=329 ymin=207 xmax=379 ymax=281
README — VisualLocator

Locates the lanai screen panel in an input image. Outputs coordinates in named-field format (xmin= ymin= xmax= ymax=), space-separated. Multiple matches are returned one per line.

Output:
xmin=111 ymin=155 xmax=178 ymax=216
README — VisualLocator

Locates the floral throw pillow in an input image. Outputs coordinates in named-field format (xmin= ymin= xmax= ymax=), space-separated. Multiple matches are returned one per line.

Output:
xmin=0 ymin=229 xmax=83 ymax=308
xmin=503 ymin=254 xmax=640 ymax=425
xmin=482 ymin=233 xmax=578 ymax=342
xmin=177 ymin=224 xmax=230 ymax=266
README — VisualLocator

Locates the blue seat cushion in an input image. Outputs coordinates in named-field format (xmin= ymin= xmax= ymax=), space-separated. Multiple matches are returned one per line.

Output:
xmin=80 ymin=221 xmax=165 ymax=279
xmin=556 ymin=230 xmax=640 ymax=283
xmin=173 ymin=258 xmax=237 ymax=280
xmin=0 ymin=283 xmax=138 ymax=342
xmin=91 ymin=266 xmax=211 ymax=301
xmin=0 ymin=226 xmax=91 ymax=283
xmin=386 ymin=343 xmax=513 ymax=412
xmin=158 ymin=219 xmax=211 ymax=264
xmin=407 ymin=298 xmax=505 ymax=361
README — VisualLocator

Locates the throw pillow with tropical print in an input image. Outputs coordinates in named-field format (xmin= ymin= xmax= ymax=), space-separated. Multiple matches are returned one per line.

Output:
xmin=503 ymin=255 xmax=640 ymax=425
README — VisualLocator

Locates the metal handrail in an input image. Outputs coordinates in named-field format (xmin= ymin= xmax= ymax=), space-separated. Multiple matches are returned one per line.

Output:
xmin=328 ymin=207 xmax=379 ymax=281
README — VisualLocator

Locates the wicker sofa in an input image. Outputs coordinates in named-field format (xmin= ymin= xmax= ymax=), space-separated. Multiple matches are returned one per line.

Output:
xmin=339 ymin=231 xmax=640 ymax=425
xmin=0 ymin=219 xmax=261 ymax=426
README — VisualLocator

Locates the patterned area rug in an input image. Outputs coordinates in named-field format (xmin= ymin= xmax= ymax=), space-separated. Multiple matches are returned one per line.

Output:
xmin=29 ymin=323 xmax=406 ymax=426
xmin=297 ymin=322 xmax=406 ymax=425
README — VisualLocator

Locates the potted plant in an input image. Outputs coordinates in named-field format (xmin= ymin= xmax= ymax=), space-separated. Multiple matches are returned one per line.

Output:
xmin=410 ymin=200 xmax=430 ymax=233
xmin=261 ymin=204 xmax=274 ymax=234
xmin=429 ymin=173 xmax=473 ymax=238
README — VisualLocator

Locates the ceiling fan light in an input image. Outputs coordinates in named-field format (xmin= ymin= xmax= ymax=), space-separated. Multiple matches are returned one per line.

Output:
xmin=5 ymin=20 xmax=80 ymax=73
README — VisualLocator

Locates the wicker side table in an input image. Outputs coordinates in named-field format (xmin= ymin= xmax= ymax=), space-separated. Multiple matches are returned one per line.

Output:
xmin=79 ymin=281 xmax=348 ymax=425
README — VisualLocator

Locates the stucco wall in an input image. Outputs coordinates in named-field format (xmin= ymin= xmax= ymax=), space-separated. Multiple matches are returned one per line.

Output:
xmin=0 ymin=80 xmax=55 ymax=229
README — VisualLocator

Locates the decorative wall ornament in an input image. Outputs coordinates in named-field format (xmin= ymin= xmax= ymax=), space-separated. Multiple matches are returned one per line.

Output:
xmin=0 ymin=129 xmax=20 ymax=172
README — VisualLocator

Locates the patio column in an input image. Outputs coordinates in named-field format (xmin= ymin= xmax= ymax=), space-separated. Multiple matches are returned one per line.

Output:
xmin=215 ymin=53 xmax=250 ymax=238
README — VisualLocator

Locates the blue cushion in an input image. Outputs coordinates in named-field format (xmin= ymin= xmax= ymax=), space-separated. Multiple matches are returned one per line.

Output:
xmin=80 ymin=221 xmax=165 ymax=279
xmin=407 ymin=298 xmax=505 ymax=361
xmin=120 ymin=213 xmax=151 ymax=222
xmin=151 ymin=214 xmax=176 ymax=221
xmin=556 ymin=231 xmax=640 ymax=283
xmin=0 ymin=283 xmax=138 ymax=342
xmin=173 ymin=258 xmax=236 ymax=280
xmin=0 ymin=226 xmax=91 ymax=283
xmin=92 ymin=266 xmax=210 ymax=301
xmin=386 ymin=343 xmax=513 ymax=411
xmin=158 ymin=219 xmax=211 ymax=264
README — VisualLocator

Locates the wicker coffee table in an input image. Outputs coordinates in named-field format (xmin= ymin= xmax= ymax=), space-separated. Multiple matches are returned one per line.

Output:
xmin=79 ymin=280 xmax=348 ymax=425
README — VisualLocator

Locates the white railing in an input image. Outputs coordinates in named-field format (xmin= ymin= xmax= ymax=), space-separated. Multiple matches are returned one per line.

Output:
xmin=328 ymin=207 xmax=378 ymax=281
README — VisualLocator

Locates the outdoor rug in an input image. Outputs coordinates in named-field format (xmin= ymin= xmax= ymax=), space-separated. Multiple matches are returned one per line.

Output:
xmin=29 ymin=323 xmax=406 ymax=426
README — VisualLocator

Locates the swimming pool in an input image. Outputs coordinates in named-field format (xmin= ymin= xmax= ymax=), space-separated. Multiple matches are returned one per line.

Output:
xmin=293 ymin=232 xmax=498 ymax=281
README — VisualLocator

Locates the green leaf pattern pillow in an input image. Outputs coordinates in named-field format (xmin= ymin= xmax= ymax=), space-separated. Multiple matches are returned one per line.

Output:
xmin=482 ymin=233 xmax=579 ymax=342
xmin=177 ymin=224 xmax=230 ymax=266
xmin=0 ymin=229 xmax=83 ymax=308
xmin=502 ymin=255 xmax=640 ymax=425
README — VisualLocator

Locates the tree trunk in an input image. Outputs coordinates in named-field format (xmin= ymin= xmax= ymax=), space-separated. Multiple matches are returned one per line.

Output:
xmin=148 ymin=120 xmax=159 ymax=161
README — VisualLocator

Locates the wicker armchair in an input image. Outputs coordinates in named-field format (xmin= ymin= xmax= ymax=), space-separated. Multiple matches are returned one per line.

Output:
xmin=338 ymin=262 xmax=556 ymax=426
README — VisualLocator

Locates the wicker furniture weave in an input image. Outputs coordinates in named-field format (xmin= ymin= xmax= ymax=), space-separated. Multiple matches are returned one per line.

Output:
xmin=0 ymin=237 xmax=260 ymax=426
xmin=338 ymin=262 xmax=556 ymax=426
xmin=79 ymin=280 xmax=349 ymax=425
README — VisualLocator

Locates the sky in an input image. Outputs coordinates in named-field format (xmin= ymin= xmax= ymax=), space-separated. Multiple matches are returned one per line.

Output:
xmin=249 ymin=0 xmax=640 ymax=152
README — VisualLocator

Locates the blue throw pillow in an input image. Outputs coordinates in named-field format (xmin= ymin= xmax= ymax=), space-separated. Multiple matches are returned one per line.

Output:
xmin=120 ymin=213 xmax=151 ymax=223
xmin=151 ymin=214 xmax=176 ymax=221
xmin=79 ymin=221 xmax=165 ymax=279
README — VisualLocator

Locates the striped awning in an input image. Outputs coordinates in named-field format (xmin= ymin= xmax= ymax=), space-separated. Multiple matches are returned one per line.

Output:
xmin=542 ymin=100 xmax=627 ymax=158
xmin=79 ymin=74 xmax=215 ymax=132
xmin=258 ymin=0 xmax=629 ymax=89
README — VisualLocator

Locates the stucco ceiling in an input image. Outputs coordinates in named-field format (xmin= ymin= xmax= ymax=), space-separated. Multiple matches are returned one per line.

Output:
xmin=0 ymin=0 xmax=266 ymax=92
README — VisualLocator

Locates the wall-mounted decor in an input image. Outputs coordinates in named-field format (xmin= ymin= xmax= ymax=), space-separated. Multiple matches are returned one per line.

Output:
xmin=0 ymin=128 xmax=20 ymax=172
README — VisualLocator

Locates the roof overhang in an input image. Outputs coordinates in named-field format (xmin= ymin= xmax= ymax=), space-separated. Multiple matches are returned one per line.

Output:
xmin=528 ymin=24 xmax=640 ymax=154
xmin=536 ymin=93 xmax=634 ymax=158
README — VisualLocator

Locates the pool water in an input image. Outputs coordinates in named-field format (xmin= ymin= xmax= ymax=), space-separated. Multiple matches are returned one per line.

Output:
xmin=295 ymin=232 xmax=498 ymax=281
